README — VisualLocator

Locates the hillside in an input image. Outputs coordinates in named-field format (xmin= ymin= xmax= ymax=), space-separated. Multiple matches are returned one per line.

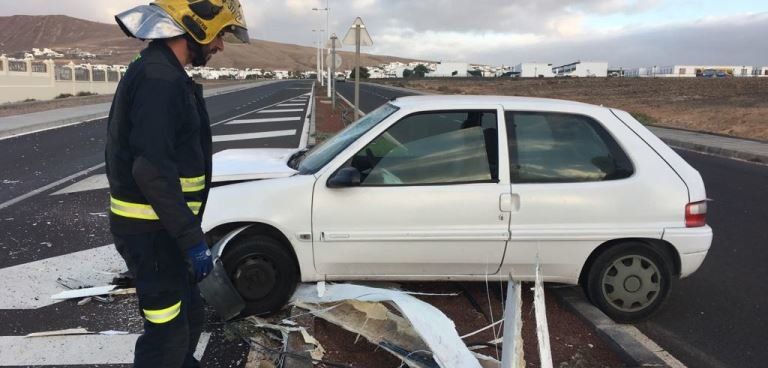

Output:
xmin=0 ymin=15 xmax=420 ymax=70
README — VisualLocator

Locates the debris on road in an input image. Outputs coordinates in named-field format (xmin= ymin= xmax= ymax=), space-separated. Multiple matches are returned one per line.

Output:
xmin=51 ymin=285 xmax=117 ymax=300
xmin=291 ymin=283 xmax=487 ymax=368
xmin=25 ymin=328 xmax=129 ymax=338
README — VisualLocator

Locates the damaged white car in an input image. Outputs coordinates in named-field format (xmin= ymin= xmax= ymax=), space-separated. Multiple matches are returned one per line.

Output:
xmin=200 ymin=95 xmax=712 ymax=323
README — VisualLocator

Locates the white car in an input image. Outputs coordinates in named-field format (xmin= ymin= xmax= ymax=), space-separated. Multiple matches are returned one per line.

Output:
xmin=200 ymin=95 xmax=712 ymax=322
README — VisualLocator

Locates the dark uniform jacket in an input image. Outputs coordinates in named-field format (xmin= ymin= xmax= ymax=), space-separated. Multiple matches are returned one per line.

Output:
xmin=105 ymin=40 xmax=212 ymax=251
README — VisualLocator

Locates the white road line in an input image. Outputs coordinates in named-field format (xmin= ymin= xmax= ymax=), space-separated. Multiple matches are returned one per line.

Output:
xmin=212 ymin=129 xmax=297 ymax=142
xmin=210 ymin=93 xmax=310 ymax=127
xmin=277 ymin=103 xmax=305 ymax=106
xmin=0 ymin=332 xmax=210 ymax=366
xmin=0 ymin=163 xmax=105 ymax=211
xmin=227 ymin=117 xmax=301 ymax=125
xmin=257 ymin=109 xmax=303 ymax=113
xmin=51 ymin=174 xmax=109 ymax=195
xmin=0 ymin=244 xmax=125 ymax=309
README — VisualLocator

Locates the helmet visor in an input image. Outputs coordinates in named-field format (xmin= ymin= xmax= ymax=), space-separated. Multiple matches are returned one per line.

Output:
xmin=228 ymin=25 xmax=250 ymax=44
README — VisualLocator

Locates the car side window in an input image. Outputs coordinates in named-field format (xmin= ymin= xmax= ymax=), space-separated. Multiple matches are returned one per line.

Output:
xmin=505 ymin=111 xmax=633 ymax=183
xmin=350 ymin=110 xmax=499 ymax=186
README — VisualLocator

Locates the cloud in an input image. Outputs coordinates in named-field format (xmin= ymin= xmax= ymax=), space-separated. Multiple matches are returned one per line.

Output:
xmin=1 ymin=1 xmax=765 ymax=68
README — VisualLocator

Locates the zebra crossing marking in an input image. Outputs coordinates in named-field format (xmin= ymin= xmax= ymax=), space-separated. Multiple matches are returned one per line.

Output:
xmin=227 ymin=117 xmax=301 ymax=125
xmin=212 ymin=130 xmax=297 ymax=143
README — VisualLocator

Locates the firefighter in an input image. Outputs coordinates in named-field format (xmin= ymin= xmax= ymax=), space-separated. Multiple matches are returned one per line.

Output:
xmin=107 ymin=1 xmax=248 ymax=366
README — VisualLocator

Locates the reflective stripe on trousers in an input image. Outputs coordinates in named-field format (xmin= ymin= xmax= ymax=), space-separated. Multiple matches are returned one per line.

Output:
xmin=143 ymin=301 xmax=182 ymax=324
xmin=110 ymin=196 xmax=202 ymax=220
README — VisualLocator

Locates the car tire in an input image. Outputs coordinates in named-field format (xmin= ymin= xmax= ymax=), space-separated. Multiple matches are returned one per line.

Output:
xmin=585 ymin=242 xmax=672 ymax=323
xmin=220 ymin=234 xmax=298 ymax=316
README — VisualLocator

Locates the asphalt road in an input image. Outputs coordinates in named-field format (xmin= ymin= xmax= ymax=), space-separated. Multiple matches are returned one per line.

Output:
xmin=0 ymin=79 xmax=313 ymax=367
xmin=336 ymin=82 xmax=768 ymax=368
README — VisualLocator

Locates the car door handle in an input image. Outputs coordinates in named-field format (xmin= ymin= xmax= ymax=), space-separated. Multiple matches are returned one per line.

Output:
xmin=499 ymin=193 xmax=520 ymax=212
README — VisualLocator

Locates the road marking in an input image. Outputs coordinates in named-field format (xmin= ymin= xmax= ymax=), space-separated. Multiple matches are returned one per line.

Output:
xmin=0 ymin=332 xmax=210 ymax=366
xmin=210 ymin=93 xmax=310 ymax=127
xmin=277 ymin=103 xmax=305 ymax=107
xmin=51 ymin=174 xmax=109 ymax=195
xmin=212 ymin=130 xmax=297 ymax=142
xmin=257 ymin=109 xmax=303 ymax=113
xmin=227 ymin=117 xmax=301 ymax=125
xmin=0 ymin=163 xmax=105 ymax=211
xmin=0 ymin=244 xmax=124 ymax=309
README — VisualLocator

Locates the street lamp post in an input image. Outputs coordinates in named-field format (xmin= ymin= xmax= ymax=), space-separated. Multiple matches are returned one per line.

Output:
xmin=312 ymin=29 xmax=324 ymax=83
xmin=313 ymin=2 xmax=330 ymax=94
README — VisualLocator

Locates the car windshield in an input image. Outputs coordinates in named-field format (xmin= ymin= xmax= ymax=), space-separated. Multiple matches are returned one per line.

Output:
xmin=297 ymin=103 xmax=399 ymax=174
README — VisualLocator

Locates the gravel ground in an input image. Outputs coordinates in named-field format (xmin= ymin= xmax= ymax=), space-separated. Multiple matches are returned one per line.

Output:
xmin=377 ymin=77 xmax=768 ymax=141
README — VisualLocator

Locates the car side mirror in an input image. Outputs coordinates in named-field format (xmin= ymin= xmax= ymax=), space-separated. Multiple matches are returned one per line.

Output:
xmin=327 ymin=167 xmax=361 ymax=188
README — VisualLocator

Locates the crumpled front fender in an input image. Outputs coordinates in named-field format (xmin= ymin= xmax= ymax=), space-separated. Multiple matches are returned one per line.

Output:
xmin=198 ymin=225 xmax=253 ymax=320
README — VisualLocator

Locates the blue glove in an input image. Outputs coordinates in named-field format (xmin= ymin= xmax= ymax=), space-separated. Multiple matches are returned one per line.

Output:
xmin=186 ymin=241 xmax=213 ymax=283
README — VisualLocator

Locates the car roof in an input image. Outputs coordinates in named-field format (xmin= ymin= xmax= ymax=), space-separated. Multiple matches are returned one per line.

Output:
xmin=390 ymin=95 xmax=604 ymax=112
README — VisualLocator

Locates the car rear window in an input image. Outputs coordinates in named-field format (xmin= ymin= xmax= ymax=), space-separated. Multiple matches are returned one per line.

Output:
xmin=505 ymin=111 xmax=633 ymax=183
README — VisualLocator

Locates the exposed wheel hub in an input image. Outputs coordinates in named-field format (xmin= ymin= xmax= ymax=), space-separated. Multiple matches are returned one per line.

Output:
xmin=233 ymin=257 xmax=277 ymax=301
xmin=624 ymin=276 xmax=642 ymax=292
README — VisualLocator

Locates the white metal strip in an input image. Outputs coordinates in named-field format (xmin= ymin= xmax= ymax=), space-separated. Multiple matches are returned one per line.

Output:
xmin=257 ymin=109 xmax=304 ymax=113
xmin=212 ymin=130 xmax=297 ymax=143
xmin=0 ymin=244 xmax=125 ymax=309
xmin=0 ymin=332 xmax=210 ymax=366
xmin=534 ymin=262 xmax=553 ymax=368
xmin=501 ymin=279 xmax=524 ymax=368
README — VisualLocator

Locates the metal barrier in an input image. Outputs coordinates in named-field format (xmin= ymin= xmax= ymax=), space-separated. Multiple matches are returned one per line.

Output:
xmin=74 ymin=67 xmax=89 ymax=81
xmin=31 ymin=62 xmax=47 ymax=73
xmin=92 ymin=69 xmax=106 ymax=82
xmin=9 ymin=60 xmax=27 ymax=72
xmin=55 ymin=66 xmax=72 ymax=81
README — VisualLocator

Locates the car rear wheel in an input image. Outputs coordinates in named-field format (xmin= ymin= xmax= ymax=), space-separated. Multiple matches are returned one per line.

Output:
xmin=220 ymin=234 xmax=298 ymax=316
xmin=585 ymin=242 xmax=672 ymax=322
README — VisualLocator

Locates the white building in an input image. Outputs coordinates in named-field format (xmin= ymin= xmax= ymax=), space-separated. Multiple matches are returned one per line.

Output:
xmin=32 ymin=48 xmax=64 ymax=58
xmin=513 ymin=63 xmax=554 ymax=78
xmin=631 ymin=65 xmax=754 ymax=77
xmin=552 ymin=61 xmax=608 ymax=77
xmin=753 ymin=67 xmax=768 ymax=77
xmin=431 ymin=62 xmax=469 ymax=77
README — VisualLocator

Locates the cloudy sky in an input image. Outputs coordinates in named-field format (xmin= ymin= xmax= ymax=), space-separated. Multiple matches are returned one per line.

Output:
xmin=2 ymin=0 xmax=767 ymax=67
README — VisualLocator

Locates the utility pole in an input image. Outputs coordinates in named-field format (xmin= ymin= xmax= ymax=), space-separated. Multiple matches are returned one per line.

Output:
xmin=312 ymin=29 xmax=324 ymax=82
xmin=312 ymin=5 xmax=329 ymax=87
xmin=327 ymin=34 xmax=341 ymax=111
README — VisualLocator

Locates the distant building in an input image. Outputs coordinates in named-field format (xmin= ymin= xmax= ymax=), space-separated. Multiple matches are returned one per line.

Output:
xmin=32 ymin=48 xmax=64 ymax=58
xmin=431 ymin=62 xmax=469 ymax=77
xmin=552 ymin=61 xmax=608 ymax=77
xmin=629 ymin=65 xmax=755 ymax=77
xmin=512 ymin=63 xmax=554 ymax=78
xmin=753 ymin=67 xmax=768 ymax=77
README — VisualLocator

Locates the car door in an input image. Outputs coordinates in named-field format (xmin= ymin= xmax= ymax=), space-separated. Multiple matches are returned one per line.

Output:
xmin=312 ymin=106 xmax=511 ymax=276
xmin=501 ymin=109 xmax=683 ymax=281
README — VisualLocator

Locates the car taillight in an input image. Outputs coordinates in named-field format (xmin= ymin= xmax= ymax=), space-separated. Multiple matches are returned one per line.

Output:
xmin=686 ymin=201 xmax=707 ymax=227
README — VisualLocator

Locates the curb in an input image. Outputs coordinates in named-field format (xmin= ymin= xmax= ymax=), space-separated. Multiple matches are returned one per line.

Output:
xmin=551 ymin=287 xmax=683 ymax=368
xmin=660 ymin=137 xmax=768 ymax=165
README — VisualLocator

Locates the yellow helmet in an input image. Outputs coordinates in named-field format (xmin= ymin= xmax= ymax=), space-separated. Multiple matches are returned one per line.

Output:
xmin=152 ymin=0 xmax=249 ymax=44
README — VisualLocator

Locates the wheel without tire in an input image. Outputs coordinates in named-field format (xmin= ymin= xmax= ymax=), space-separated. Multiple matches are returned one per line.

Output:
xmin=220 ymin=234 xmax=298 ymax=316
xmin=585 ymin=242 xmax=672 ymax=323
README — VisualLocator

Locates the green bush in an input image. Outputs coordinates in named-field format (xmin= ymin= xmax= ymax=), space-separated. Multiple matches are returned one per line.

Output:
xmin=76 ymin=91 xmax=98 ymax=97
xmin=55 ymin=93 xmax=73 ymax=99
xmin=631 ymin=112 xmax=658 ymax=125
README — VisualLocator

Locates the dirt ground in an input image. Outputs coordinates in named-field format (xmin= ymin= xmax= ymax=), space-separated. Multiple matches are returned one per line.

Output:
xmin=378 ymin=78 xmax=768 ymax=141
xmin=0 ymin=79 xmax=261 ymax=118
xmin=305 ymin=87 xmax=624 ymax=367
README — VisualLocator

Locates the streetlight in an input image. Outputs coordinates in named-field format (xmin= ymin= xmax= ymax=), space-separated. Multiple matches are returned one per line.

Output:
xmin=311 ymin=29 xmax=324 ymax=83
xmin=313 ymin=2 xmax=330 ymax=92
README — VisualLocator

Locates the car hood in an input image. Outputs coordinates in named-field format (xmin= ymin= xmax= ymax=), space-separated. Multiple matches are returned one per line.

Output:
xmin=212 ymin=148 xmax=299 ymax=183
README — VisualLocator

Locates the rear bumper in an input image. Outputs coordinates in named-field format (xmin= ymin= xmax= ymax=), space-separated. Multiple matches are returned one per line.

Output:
xmin=662 ymin=225 xmax=713 ymax=278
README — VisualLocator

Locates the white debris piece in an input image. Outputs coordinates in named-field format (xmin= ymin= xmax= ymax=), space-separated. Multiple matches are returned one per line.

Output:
xmin=51 ymin=285 xmax=117 ymax=300
xmin=291 ymin=283 xmax=482 ymax=368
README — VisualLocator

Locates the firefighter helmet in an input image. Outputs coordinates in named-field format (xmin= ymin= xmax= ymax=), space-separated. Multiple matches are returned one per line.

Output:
xmin=153 ymin=0 xmax=249 ymax=44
